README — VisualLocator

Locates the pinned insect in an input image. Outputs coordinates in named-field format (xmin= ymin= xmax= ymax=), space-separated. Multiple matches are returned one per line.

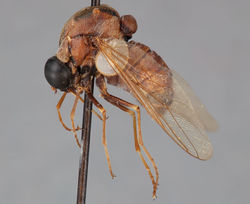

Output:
xmin=44 ymin=5 xmax=218 ymax=198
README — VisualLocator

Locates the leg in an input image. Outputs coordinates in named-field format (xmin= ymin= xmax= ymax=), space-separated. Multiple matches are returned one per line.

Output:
xmin=56 ymin=92 xmax=102 ymax=133
xmin=70 ymin=91 xmax=103 ymax=121
xmin=101 ymin=93 xmax=158 ymax=198
xmin=103 ymin=94 xmax=157 ymax=187
xmin=96 ymin=73 xmax=158 ymax=197
xmin=56 ymin=92 xmax=83 ymax=132
xmin=133 ymin=105 xmax=159 ymax=198
xmin=56 ymin=92 xmax=72 ymax=131
xmin=70 ymin=94 xmax=81 ymax=148
xmin=86 ymin=92 xmax=115 ymax=179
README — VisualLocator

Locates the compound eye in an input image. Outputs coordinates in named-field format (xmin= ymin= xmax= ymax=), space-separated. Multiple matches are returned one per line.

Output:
xmin=44 ymin=56 xmax=72 ymax=91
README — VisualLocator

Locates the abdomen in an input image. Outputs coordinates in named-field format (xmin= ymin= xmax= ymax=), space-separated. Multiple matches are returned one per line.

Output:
xmin=107 ymin=41 xmax=174 ymax=107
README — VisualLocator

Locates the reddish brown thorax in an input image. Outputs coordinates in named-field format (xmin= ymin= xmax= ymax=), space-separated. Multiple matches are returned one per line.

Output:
xmin=56 ymin=4 xmax=173 ymax=105
xmin=56 ymin=5 xmax=137 ymax=69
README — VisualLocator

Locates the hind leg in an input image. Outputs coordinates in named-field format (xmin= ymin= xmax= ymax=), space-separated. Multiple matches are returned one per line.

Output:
xmin=102 ymin=93 xmax=157 ymax=191
xmin=96 ymin=74 xmax=158 ymax=198
xmin=102 ymin=93 xmax=158 ymax=198
xmin=128 ymin=104 xmax=159 ymax=197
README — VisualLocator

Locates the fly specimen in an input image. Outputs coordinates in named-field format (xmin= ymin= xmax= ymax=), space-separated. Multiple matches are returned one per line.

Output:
xmin=44 ymin=5 xmax=218 ymax=198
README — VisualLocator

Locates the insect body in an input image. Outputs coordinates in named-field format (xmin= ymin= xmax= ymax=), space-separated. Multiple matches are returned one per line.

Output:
xmin=44 ymin=5 xmax=218 ymax=198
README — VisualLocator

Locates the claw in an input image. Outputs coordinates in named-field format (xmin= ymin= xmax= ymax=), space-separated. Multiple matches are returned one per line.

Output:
xmin=51 ymin=86 xmax=57 ymax=94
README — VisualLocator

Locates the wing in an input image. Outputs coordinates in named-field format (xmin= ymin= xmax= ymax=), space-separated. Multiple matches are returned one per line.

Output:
xmin=170 ymin=69 xmax=218 ymax=132
xmin=96 ymin=37 xmax=217 ymax=160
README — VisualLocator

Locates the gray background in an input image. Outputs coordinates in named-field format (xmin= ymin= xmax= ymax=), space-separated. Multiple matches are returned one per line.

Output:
xmin=1 ymin=0 xmax=249 ymax=203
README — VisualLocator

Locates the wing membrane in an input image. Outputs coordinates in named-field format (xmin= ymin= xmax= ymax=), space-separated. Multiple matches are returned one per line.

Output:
xmin=171 ymin=70 xmax=218 ymax=132
xmin=96 ymin=38 xmax=215 ymax=160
